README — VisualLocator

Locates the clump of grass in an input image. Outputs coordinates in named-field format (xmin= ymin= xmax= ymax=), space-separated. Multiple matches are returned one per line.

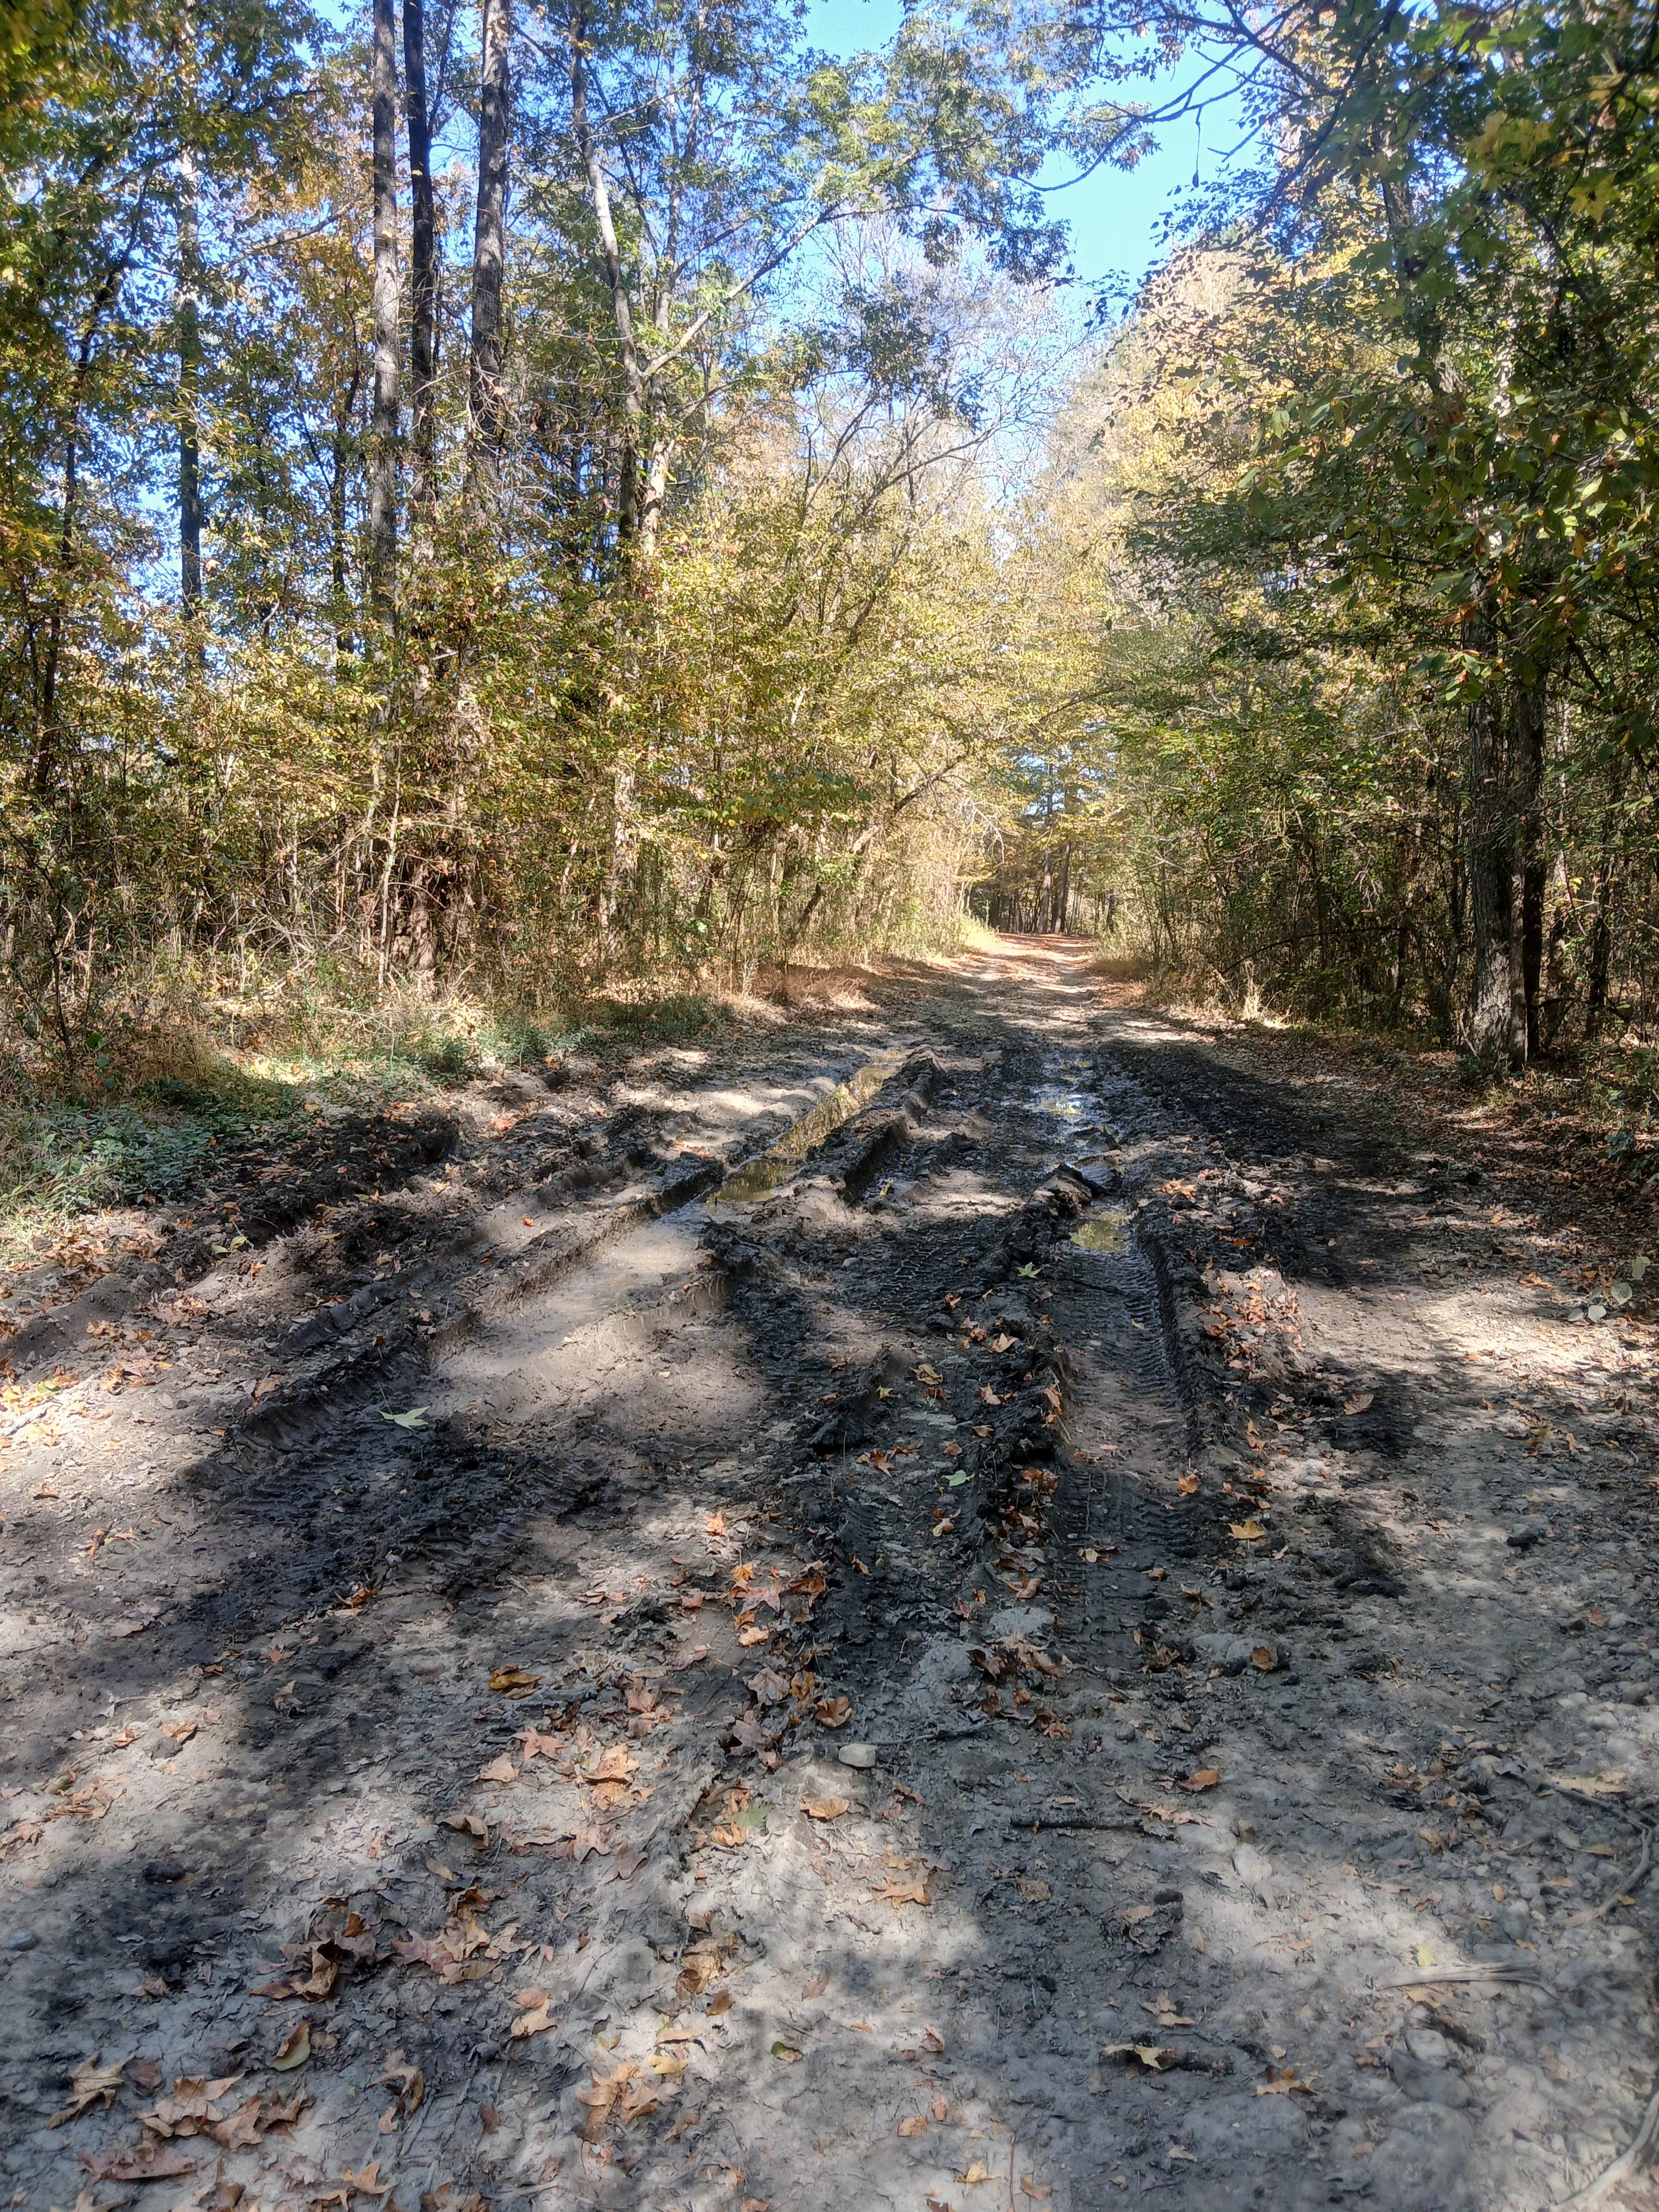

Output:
xmin=0 ymin=1053 xmax=300 ymax=1262
xmin=581 ymin=994 xmax=714 ymax=1045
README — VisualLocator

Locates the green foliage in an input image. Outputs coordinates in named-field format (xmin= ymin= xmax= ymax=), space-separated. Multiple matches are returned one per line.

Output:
xmin=1035 ymin=0 xmax=1659 ymax=1058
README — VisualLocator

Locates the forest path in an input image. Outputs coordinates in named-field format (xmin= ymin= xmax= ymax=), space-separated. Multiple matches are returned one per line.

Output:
xmin=3 ymin=940 xmax=1658 ymax=2212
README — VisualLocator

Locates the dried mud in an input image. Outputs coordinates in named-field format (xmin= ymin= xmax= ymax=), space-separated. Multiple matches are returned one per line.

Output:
xmin=3 ymin=939 xmax=1658 ymax=2212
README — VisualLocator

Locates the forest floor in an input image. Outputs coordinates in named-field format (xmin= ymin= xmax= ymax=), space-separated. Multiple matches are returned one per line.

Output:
xmin=4 ymin=936 xmax=1659 ymax=2212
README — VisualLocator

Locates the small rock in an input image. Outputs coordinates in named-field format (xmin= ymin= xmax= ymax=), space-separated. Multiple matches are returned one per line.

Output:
xmin=3 ymin=1927 xmax=38 ymax=1952
xmin=837 ymin=1743 xmax=878 ymax=1770
xmin=1404 ymin=2029 xmax=1454 ymax=2067
xmin=1233 ymin=1843 xmax=1272 ymax=1885
xmin=1506 ymin=1520 xmax=1548 ymax=1551
xmin=1193 ymin=1632 xmax=1259 ymax=1676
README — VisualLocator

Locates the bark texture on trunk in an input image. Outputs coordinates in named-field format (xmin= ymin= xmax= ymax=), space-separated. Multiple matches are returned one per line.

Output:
xmin=177 ymin=146 xmax=203 ymax=618
xmin=466 ymin=0 xmax=512 ymax=504
xmin=569 ymin=0 xmax=643 ymax=543
xmin=1466 ymin=672 xmax=1516 ymax=1063
xmin=368 ymin=0 xmax=400 ymax=615
xmin=403 ymin=0 xmax=438 ymax=520
xmin=1512 ymin=673 xmax=1547 ymax=1063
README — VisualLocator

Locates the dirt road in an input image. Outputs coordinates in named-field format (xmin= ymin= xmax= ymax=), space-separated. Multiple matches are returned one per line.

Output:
xmin=4 ymin=939 xmax=1658 ymax=2212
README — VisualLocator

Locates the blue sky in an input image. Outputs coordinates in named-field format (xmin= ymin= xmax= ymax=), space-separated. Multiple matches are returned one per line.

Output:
xmin=803 ymin=0 xmax=1250 ymax=298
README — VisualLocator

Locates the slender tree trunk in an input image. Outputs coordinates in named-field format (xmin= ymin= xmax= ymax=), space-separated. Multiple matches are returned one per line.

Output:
xmin=1585 ymin=748 xmax=1629 ymax=1038
xmin=177 ymin=146 xmax=204 ymax=620
xmin=466 ymin=0 xmax=512 ymax=504
xmin=1512 ymin=672 xmax=1547 ymax=1063
xmin=330 ymin=366 xmax=361 ymax=653
xmin=404 ymin=0 xmax=438 ymax=521
xmin=1465 ymin=634 xmax=1516 ymax=1061
xmin=368 ymin=0 xmax=400 ymax=616
xmin=569 ymin=0 xmax=643 ymax=541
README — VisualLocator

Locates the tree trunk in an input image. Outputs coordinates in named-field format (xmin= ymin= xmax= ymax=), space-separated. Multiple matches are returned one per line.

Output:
xmin=1465 ymin=653 xmax=1516 ymax=1063
xmin=368 ymin=0 xmax=400 ymax=616
xmin=569 ymin=0 xmax=643 ymax=541
xmin=176 ymin=145 xmax=204 ymax=619
xmin=329 ymin=364 xmax=361 ymax=653
xmin=1585 ymin=747 xmax=1629 ymax=1038
xmin=466 ymin=0 xmax=512 ymax=504
xmin=1512 ymin=672 xmax=1547 ymax=1063
xmin=403 ymin=0 xmax=438 ymax=521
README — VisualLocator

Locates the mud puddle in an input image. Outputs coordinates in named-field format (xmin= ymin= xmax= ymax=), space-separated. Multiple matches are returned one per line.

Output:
xmin=709 ymin=1049 xmax=903 ymax=1203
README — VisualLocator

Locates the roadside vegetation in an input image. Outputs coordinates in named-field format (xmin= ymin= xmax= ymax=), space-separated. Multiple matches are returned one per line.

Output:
xmin=4 ymin=0 xmax=1659 ymax=1210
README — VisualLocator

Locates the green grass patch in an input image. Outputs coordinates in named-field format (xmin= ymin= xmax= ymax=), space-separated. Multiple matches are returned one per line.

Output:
xmin=0 ymin=1062 xmax=301 ymax=1260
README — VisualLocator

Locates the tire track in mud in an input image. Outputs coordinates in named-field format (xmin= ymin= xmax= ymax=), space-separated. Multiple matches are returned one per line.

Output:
xmin=4 ymin=946 xmax=1659 ymax=2212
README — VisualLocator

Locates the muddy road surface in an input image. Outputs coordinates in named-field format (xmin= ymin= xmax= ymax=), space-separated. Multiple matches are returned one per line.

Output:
xmin=4 ymin=941 xmax=1658 ymax=2212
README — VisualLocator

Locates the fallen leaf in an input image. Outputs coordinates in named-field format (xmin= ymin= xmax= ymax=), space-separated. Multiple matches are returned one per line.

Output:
xmin=77 ymin=2144 xmax=196 ymax=2183
xmin=136 ymin=2073 xmax=242 ymax=2138
xmin=381 ymin=1406 xmax=428 ymax=1428
xmin=802 ymin=1796 xmax=848 ymax=1822
xmin=1250 ymin=1645 xmax=1279 ymax=1672
xmin=1177 ymin=1472 xmax=1199 ymax=1496
xmin=1229 ymin=1520 xmax=1266 ymax=1541
xmin=375 ymin=2056 xmax=423 ymax=2117
xmin=1549 ymin=1771 xmax=1629 ymax=1798
xmin=341 ymin=2161 xmax=392 ymax=2195
xmin=1180 ymin=1769 xmax=1219 ymax=1792
xmin=898 ymin=2114 xmax=928 ymax=2137
xmin=1017 ymin=1877 xmax=1050 ymax=1902
xmin=1413 ymin=1945 xmax=1437 ymax=1970
xmin=933 ymin=2095 xmax=949 ymax=2121
xmin=1256 ymin=2065 xmax=1314 ymax=2097
xmin=872 ymin=1875 xmax=929 ymax=1908
xmin=802 ymin=1970 xmax=829 ymax=1997
xmin=272 ymin=2020 xmax=311 ymax=2071
xmin=210 ymin=2094 xmax=266 ymax=2151
xmin=960 ymin=2160 xmax=993 ymax=2184
xmin=1103 ymin=2042 xmax=1179 ymax=2072
xmin=511 ymin=2003 xmax=555 ymax=2040
xmin=48 ymin=2055 xmax=132 ymax=2127
xmin=477 ymin=1754 xmax=518 ymax=1786
xmin=771 ymin=2042 xmax=802 ymax=2063
xmin=1343 ymin=1393 xmax=1374 ymax=1416
xmin=587 ymin=1746 xmax=639 ymax=1785
xmin=737 ymin=1625 xmax=770 ymax=1647
xmin=488 ymin=1667 xmax=541 ymax=1696
xmin=815 ymin=1697 xmax=852 ymax=1730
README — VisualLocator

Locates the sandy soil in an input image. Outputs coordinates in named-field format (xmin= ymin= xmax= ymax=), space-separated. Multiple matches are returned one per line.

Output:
xmin=3 ymin=938 xmax=1657 ymax=2212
